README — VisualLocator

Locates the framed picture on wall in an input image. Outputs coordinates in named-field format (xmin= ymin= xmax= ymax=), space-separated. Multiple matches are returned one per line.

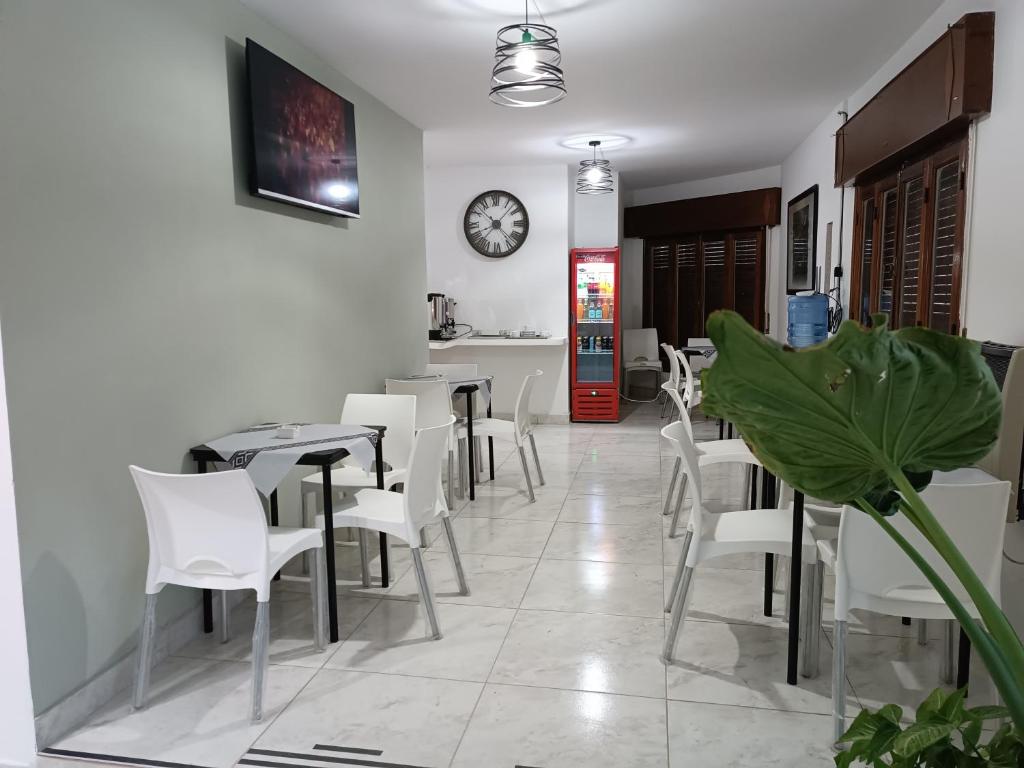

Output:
xmin=786 ymin=185 xmax=818 ymax=293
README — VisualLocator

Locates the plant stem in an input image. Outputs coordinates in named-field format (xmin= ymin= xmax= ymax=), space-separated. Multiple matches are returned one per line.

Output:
xmin=856 ymin=497 xmax=1024 ymax=733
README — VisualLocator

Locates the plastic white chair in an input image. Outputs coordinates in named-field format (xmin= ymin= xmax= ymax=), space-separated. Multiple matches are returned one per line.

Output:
xmin=660 ymin=387 xmax=760 ymax=529
xmin=457 ymin=370 xmax=544 ymax=503
xmin=300 ymin=394 xmax=416 ymax=587
xmin=326 ymin=417 xmax=468 ymax=639
xmin=622 ymin=329 xmax=662 ymax=397
xmin=822 ymin=469 xmax=1010 ymax=744
xmin=129 ymin=466 xmax=325 ymax=722
xmin=661 ymin=420 xmax=817 ymax=662
xmin=424 ymin=363 xmax=480 ymax=496
xmin=659 ymin=343 xmax=683 ymax=420
xmin=675 ymin=349 xmax=702 ymax=411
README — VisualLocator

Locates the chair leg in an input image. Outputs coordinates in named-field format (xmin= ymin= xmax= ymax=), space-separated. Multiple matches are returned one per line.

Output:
xmin=132 ymin=593 xmax=158 ymax=711
xmin=941 ymin=619 xmax=957 ymax=684
xmin=420 ymin=527 xmax=431 ymax=549
xmin=801 ymin=562 xmax=823 ymax=678
xmin=518 ymin=445 xmax=536 ymax=503
xmin=660 ymin=393 xmax=671 ymax=418
xmin=447 ymin=448 xmax=456 ymax=508
xmin=832 ymin=619 xmax=848 ymax=747
xmin=220 ymin=590 xmax=230 ymax=644
xmin=442 ymin=516 xmax=470 ymax=596
xmin=663 ymin=565 xmax=695 ymax=662
xmin=358 ymin=528 xmax=371 ymax=588
xmin=250 ymin=601 xmax=270 ymax=722
xmin=665 ymin=529 xmax=693 ymax=612
xmin=668 ymin=473 xmax=689 ymax=539
xmin=663 ymin=456 xmax=680 ymax=516
xmin=917 ymin=619 xmax=928 ymax=646
xmin=311 ymin=547 xmax=327 ymax=652
xmin=300 ymin=491 xmax=315 ymax=576
xmin=473 ymin=437 xmax=482 ymax=484
xmin=528 ymin=434 xmax=545 ymax=486
xmin=458 ymin=437 xmax=468 ymax=498
xmin=411 ymin=548 xmax=442 ymax=639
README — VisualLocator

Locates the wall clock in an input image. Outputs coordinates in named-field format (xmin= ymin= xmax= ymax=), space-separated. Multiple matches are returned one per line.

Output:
xmin=463 ymin=189 xmax=529 ymax=258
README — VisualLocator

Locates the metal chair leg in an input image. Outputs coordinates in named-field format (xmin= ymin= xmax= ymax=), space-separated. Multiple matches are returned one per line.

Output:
xmin=473 ymin=436 xmax=482 ymax=484
xmin=132 ymin=593 xmax=158 ymax=710
xmin=220 ymin=590 xmax=230 ymax=644
xmin=917 ymin=619 xmax=928 ymax=646
xmin=358 ymin=528 xmax=372 ymax=588
xmin=518 ymin=445 xmax=536 ymax=502
xmin=442 ymin=516 xmax=470 ymax=596
xmin=311 ymin=547 xmax=327 ymax=651
xmin=801 ymin=562 xmax=823 ymax=678
xmin=250 ymin=601 xmax=270 ymax=722
xmin=832 ymin=619 xmax=848 ymax=746
xmin=663 ymin=565 xmax=695 ymax=661
xmin=665 ymin=529 xmax=693 ymax=612
xmin=668 ymin=473 xmax=688 ymax=538
xmin=458 ymin=438 xmax=468 ymax=498
xmin=447 ymin=448 xmax=456 ymax=507
xmin=528 ymin=433 xmax=545 ymax=486
xmin=411 ymin=548 xmax=442 ymax=639
xmin=663 ymin=456 xmax=680 ymax=516
xmin=941 ymin=619 xmax=957 ymax=684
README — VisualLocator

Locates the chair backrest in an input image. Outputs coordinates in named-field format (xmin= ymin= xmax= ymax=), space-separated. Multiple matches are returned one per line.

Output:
xmin=660 ymin=343 xmax=679 ymax=388
xmin=385 ymin=379 xmax=454 ymax=430
xmin=129 ymin=466 xmax=269 ymax=594
xmin=835 ymin=468 xmax=1010 ymax=616
xmin=340 ymin=394 xmax=416 ymax=472
xmin=675 ymin=349 xmax=696 ymax=403
xmin=402 ymin=417 xmax=456 ymax=539
xmin=513 ymin=370 xmax=543 ymax=440
xmin=623 ymin=329 xmax=658 ymax=363
xmin=664 ymin=386 xmax=695 ymax=442
xmin=686 ymin=338 xmax=714 ymax=374
xmin=424 ymin=363 xmax=479 ymax=380
xmin=660 ymin=420 xmax=705 ymax=556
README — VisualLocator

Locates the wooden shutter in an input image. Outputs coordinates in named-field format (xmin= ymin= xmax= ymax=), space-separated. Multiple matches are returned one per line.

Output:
xmin=675 ymin=238 xmax=701 ymax=343
xmin=877 ymin=188 xmax=899 ymax=317
xmin=898 ymin=175 xmax=926 ymax=327
xmin=733 ymin=230 xmax=763 ymax=330
xmin=701 ymin=237 xmax=728 ymax=326
xmin=854 ymin=196 xmax=876 ymax=324
xmin=648 ymin=240 xmax=677 ymax=348
xmin=927 ymin=157 xmax=964 ymax=333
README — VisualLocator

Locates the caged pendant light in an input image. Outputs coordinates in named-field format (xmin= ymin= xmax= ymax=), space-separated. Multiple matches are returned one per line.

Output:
xmin=576 ymin=140 xmax=614 ymax=194
xmin=489 ymin=0 xmax=566 ymax=108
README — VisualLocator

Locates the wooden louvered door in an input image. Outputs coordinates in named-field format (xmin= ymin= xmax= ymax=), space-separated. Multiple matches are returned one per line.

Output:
xmin=732 ymin=230 xmax=764 ymax=330
xmin=701 ymin=236 xmax=729 ymax=323
xmin=876 ymin=186 xmax=899 ymax=317
xmin=646 ymin=240 xmax=677 ymax=349
xmin=675 ymin=237 xmax=701 ymax=346
xmin=925 ymin=144 xmax=966 ymax=334
xmin=852 ymin=192 xmax=877 ymax=324
xmin=898 ymin=171 xmax=926 ymax=327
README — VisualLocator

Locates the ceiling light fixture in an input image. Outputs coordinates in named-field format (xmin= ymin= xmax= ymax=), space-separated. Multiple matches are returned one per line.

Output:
xmin=489 ymin=0 xmax=565 ymax=108
xmin=576 ymin=140 xmax=613 ymax=195
xmin=560 ymin=134 xmax=631 ymax=152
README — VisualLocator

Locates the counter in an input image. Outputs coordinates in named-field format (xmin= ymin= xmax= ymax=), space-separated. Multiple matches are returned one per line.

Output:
xmin=429 ymin=336 xmax=567 ymax=351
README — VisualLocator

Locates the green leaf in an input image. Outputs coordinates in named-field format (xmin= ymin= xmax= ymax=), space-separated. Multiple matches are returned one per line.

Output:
xmin=892 ymin=722 xmax=957 ymax=757
xmin=841 ymin=709 xmax=886 ymax=743
xmin=964 ymin=704 xmax=1010 ymax=721
xmin=700 ymin=312 xmax=1001 ymax=507
xmin=878 ymin=704 xmax=905 ymax=726
xmin=939 ymin=687 xmax=968 ymax=723
xmin=917 ymin=688 xmax=949 ymax=722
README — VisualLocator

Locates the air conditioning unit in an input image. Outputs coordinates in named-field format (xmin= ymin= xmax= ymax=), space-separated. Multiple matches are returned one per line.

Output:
xmin=976 ymin=341 xmax=1023 ymax=522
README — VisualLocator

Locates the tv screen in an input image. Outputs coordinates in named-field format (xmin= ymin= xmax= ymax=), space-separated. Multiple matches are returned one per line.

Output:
xmin=246 ymin=39 xmax=360 ymax=218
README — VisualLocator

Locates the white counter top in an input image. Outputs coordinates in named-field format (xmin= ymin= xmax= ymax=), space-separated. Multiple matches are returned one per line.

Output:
xmin=429 ymin=336 xmax=567 ymax=351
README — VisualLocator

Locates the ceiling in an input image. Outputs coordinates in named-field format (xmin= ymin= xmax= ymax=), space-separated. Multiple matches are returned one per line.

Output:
xmin=243 ymin=0 xmax=945 ymax=190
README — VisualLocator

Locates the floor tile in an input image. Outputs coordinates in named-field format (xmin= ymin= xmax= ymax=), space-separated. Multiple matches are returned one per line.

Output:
xmin=458 ymin=481 xmax=567 ymax=521
xmin=570 ymin=472 xmax=662 ymax=498
xmin=558 ymin=493 xmax=664 ymax=526
xmin=323 ymin=600 xmax=515 ymax=681
xmin=451 ymin=684 xmax=669 ymax=768
xmin=667 ymin=566 xmax=789 ymax=628
xmin=543 ymin=522 xmax=663 ymax=565
xmin=438 ymin=516 xmax=555 ymax=558
xmin=252 ymin=669 xmax=482 ymax=768
xmin=489 ymin=609 xmax=667 ymax=698
xmin=522 ymin=559 xmax=665 ymax=618
xmin=385 ymin=549 xmax=537 ymax=608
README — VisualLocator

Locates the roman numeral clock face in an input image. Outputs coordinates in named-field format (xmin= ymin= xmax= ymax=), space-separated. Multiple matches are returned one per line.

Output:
xmin=463 ymin=190 xmax=529 ymax=258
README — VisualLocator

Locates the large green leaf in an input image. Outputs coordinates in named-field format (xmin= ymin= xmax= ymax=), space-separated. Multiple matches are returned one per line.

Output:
xmin=701 ymin=312 xmax=1001 ymax=510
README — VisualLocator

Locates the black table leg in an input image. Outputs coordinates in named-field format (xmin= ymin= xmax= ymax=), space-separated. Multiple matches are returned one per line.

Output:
xmin=197 ymin=458 xmax=214 ymax=634
xmin=902 ymin=617 xmax=912 ymax=626
xmin=376 ymin=436 xmax=389 ymax=588
xmin=466 ymin=391 xmax=476 ymax=501
xmin=718 ymin=419 xmax=724 ymax=440
xmin=957 ymin=628 xmax=972 ymax=691
xmin=727 ymin=422 xmax=734 ymax=439
xmin=749 ymin=465 xmax=758 ymax=509
xmin=487 ymin=397 xmax=495 ymax=481
xmin=788 ymin=490 xmax=805 ymax=685
xmin=761 ymin=468 xmax=774 ymax=618
xmin=270 ymin=490 xmax=280 ymax=581
xmin=322 ymin=464 xmax=339 ymax=643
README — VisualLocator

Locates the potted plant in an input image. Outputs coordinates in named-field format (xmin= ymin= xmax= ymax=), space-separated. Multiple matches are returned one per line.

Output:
xmin=699 ymin=311 xmax=1024 ymax=761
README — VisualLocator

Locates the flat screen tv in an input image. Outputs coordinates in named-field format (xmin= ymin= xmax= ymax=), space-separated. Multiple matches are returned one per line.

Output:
xmin=246 ymin=39 xmax=360 ymax=218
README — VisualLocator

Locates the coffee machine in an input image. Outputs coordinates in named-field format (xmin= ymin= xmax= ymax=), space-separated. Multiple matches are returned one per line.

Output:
xmin=428 ymin=292 xmax=458 ymax=340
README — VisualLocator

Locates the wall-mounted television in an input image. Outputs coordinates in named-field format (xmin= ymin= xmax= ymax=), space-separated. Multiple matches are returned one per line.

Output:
xmin=246 ymin=39 xmax=360 ymax=218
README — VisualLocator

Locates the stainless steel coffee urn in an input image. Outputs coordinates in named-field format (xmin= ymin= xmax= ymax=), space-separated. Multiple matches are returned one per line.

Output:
xmin=428 ymin=293 xmax=457 ymax=340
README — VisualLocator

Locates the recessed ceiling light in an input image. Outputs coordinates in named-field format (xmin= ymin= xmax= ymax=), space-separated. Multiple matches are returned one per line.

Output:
xmin=560 ymin=134 xmax=631 ymax=152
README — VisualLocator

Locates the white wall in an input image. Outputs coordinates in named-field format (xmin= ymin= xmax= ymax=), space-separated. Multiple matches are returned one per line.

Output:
xmin=573 ymin=171 xmax=621 ymax=248
xmin=0 ymin=323 xmax=37 ymax=765
xmin=626 ymin=166 xmax=782 ymax=207
xmin=425 ymin=164 xmax=571 ymax=417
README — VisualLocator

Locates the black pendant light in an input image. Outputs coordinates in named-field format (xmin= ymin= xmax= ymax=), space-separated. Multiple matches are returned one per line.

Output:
xmin=577 ymin=140 xmax=614 ymax=195
xmin=489 ymin=0 xmax=565 ymax=108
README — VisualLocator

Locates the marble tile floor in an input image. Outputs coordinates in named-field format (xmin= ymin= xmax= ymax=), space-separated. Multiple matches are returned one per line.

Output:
xmin=46 ymin=401 xmax=975 ymax=768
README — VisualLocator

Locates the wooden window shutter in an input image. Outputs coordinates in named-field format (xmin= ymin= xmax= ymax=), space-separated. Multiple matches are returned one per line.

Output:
xmin=648 ymin=240 xmax=677 ymax=347
xmin=927 ymin=159 xmax=964 ymax=333
xmin=898 ymin=175 xmax=926 ymax=327
xmin=701 ymin=237 xmax=728 ymax=323
xmin=856 ymin=197 xmax=876 ymax=324
xmin=675 ymin=238 xmax=701 ymax=343
xmin=877 ymin=188 xmax=899 ymax=316
xmin=732 ymin=230 xmax=763 ymax=330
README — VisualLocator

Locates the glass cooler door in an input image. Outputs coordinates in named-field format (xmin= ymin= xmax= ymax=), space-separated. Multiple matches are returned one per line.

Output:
xmin=573 ymin=260 xmax=616 ymax=384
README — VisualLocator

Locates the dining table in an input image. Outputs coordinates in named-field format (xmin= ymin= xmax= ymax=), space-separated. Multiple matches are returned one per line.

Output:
xmin=189 ymin=422 xmax=387 ymax=644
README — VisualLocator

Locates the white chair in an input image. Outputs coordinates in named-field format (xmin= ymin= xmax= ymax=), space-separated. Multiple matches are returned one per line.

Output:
xmin=823 ymin=469 xmax=1010 ymax=744
xmin=622 ymin=329 xmax=662 ymax=398
xmin=300 ymin=394 xmax=416 ymax=587
xmin=458 ymin=370 xmax=544 ymax=503
xmin=424 ymin=362 xmax=480 ymax=495
xmin=129 ymin=466 xmax=325 ymax=722
xmin=661 ymin=420 xmax=817 ymax=662
xmin=660 ymin=386 xmax=760 ymax=529
xmin=659 ymin=343 xmax=685 ymax=420
xmin=675 ymin=349 xmax=702 ymax=411
xmin=328 ymin=417 xmax=469 ymax=639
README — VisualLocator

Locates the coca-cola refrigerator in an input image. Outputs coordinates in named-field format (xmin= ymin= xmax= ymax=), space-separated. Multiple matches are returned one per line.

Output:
xmin=569 ymin=247 xmax=621 ymax=422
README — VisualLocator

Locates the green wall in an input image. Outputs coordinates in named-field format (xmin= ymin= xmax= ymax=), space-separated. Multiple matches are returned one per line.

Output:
xmin=0 ymin=0 xmax=427 ymax=715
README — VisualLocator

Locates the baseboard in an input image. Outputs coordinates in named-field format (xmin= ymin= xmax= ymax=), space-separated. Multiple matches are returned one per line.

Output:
xmin=33 ymin=592 xmax=229 ymax=748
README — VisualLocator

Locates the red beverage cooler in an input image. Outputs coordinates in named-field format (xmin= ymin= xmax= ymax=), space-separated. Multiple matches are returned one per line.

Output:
xmin=569 ymin=247 xmax=621 ymax=422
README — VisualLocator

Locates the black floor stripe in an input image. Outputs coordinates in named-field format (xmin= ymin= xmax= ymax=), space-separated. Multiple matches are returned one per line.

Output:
xmin=248 ymin=749 xmax=383 ymax=761
xmin=312 ymin=745 xmax=384 ymax=757
xmin=40 ymin=748 xmax=213 ymax=768
xmin=240 ymin=756 xmax=427 ymax=768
